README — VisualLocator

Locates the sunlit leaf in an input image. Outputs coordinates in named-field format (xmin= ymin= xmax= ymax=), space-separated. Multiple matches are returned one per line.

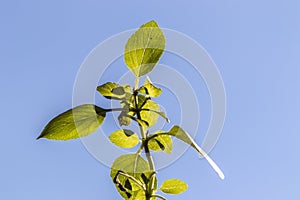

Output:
xmin=134 ymin=94 xmax=168 ymax=125
xmin=134 ymin=118 xmax=149 ymax=128
xmin=124 ymin=20 xmax=165 ymax=77
xmin=140 ymin=100 xmax=160 ymax=128
xmin=111 ymin=154 xmax=152 ymax=199
xmin=168 ymin=126 xmax=225 ymax=180
xmin=139 ymin=77 xmax=162 ymax=97
xmin=109 ymin=129 xmax=139 ymax=148
xmin=150 ymin=110 xmax=169 ymax=123
xmin=133 ymin=190 xmax=146 ymax=200
xmin=148 ymin=131 xmax=172 ymax=154
xmin=160 ymin=179 xmax=188 ymax=194
xmin=37 ymin=104 xmax=106 ymax=140
xmin=111 ymin=154 xmax=150 ymax=175
xmin=97 ymin=82 xmax=131 ymax=100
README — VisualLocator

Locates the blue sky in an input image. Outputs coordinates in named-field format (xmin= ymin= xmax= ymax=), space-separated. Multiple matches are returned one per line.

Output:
xmin=1 ymin=0 xmax=300 ymax=199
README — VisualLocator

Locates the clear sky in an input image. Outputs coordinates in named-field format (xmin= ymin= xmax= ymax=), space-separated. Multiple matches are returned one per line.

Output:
xmin=1 ymin=0 xmax=300 ymax=199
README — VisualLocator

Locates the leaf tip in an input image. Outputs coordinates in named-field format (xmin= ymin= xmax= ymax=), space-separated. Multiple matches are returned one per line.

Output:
xmin=202 ymin=154 xmax=225 ymax=180
xmin=144 ymin=20 xmax=158 ymax=27
xmin=218 ymin=170 xmax=225 ymax=180
xmin=220 ymin=174 xmax=225 ymax=180
xmin=36 ymin=133 xmax=44 ymax=140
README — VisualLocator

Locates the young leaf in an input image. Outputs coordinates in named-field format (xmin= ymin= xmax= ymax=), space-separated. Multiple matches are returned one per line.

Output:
xmin=168 ymin=126 xmax=225 ymax=180
xmin=97 ymin=82 xmax=131 ymax=100
xmin=157 ymin=111 xmax=170 ymax=123
xmin=160 ymin=179 xmax=188 ymax=194
xmin=135 ymin=94 xmax=169 ymax=125
xmin=140 ymin=100 xmax=160 ymax=128
xmin=37 ymin=104 xmax=106 ymax=140
xmin=111 ymin=154 xmax=150 ymax=175
xmin=109 ymin=129 xmax=139 ymax=148
xmin=110 ymin=154 xmax=151 ymax=199
xmin=148 ymin=132 xmax=173 ymax=154
xmin=144 ymin=110 xmax=169 ymax=123
xmin=124 ymin=20 xmax=165 ymax=77
xmin=139 ymin=77 xmax=162 ymax=97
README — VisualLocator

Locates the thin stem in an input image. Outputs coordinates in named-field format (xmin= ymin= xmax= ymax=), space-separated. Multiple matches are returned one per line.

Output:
xmin=135 ymin=75 xmax=139 ymax=90
xmin=143 ymin=140 xmax=155 ymax=171
xmin=146 ymin=132 xmax=169 ymax=142
xmin=133 ymin=90 xmax=157 ymax=200
xmin=133 ymin=75 xmax=157 ymax=200
xmin=116 ymin=171 xmax=146 ymax=191
xmin=103 ymin=107 xmax=125 ymax=112
xmin=127 ymin=115 xmax=149 ymax=127
xmin=134 ymin=143 xmax=144 ymax=173
xmin=136 ymin=143 xmax=144 ymax=155
xmin=134 ymin=95 xmax=153 ymax=169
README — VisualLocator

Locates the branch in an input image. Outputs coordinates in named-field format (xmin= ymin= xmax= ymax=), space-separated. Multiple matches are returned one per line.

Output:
xmin=115 ymin=170 xmax=146 ymax=191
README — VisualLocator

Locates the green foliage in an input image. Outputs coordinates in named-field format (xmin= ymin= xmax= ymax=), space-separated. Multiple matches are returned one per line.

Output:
xmin=110 ymin=154 xmax=156 ymax=199
xmin=139 ymin=77 xmax=162 ymax=97
xmin=109 ymin=129 xmax=139 ymax=148
xmin=160 ymin=179 xmax=188 ymax=195
xmin=147 ymin=131 xmax=173 ymax=154
xmin=37 ymin=104 xmax=106 ymax=140
xmin=38 ymin=20 xmax=224 ymax=200
xmin=97 ymin=82 xmax=131 ymax=100
xmin=140 ymin=100 xmax=160 ymax=128
xmin=124 ymin=20 xmax=165 ymax=77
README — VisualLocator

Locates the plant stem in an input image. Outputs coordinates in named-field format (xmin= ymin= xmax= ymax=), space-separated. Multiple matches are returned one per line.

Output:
xmin=103 ymin=107 xmax=125 ymax=112
xmin=133 ymin=80 xmax=156 ymax=200
xmin=134 ymin=94 xmax=154 ymax=170
xmin=134 ymin=144 xmax=144 ymax=173
xmin=135 ymin=75 xmax=139 ymax=90
xmin=116 ymin=171 xmax=146 ymax=191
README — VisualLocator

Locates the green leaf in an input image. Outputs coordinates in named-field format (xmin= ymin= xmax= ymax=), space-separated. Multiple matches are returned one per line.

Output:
xmin=140 ymin=100 xmax=160 ymax=128
xmin=139 ymin=77 xmax=162 ymax=97
xmin=97 ymin=82 xmax=131 ymax=100
xmin=168 ymin=126 xmax=225 ymax=180
xmin=109 ymin=129 xmax=140 ymax=148
xmin=111 ymin=154 xmax=150 ymax=176
xmin=124 ymin=20 xmax=165 ymax=77
xmin=134 ymin=118 xmax=149 ymax=128
xmin=111 ymin=154 xmax=152 ymax=199
xmin=160 ymin=179 xmax=188 ymax=194
xmin=148 ymin=131 xmax=172 ymax=154
xmin=133 ymin=191 xmax=146 ymax=200
xmin=135 ymin=94 xmax=169 ymax=125
xmin=151 ymin=110 xmax=170 ymax=123
xmin=37 ymin=104 xmax=106 ymax=140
